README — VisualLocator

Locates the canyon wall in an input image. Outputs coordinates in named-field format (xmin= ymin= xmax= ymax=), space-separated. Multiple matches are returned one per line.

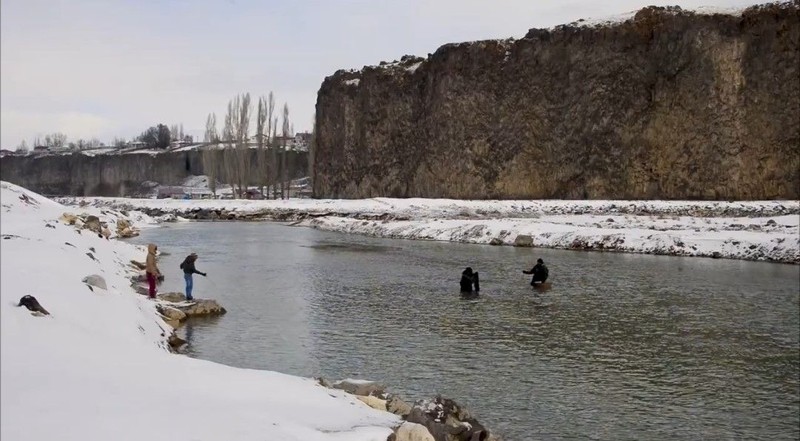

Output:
xmin=0 ymin=150 xmax=308 ymax=197
xmin=313 ymin=2 xmax=800 ymax=200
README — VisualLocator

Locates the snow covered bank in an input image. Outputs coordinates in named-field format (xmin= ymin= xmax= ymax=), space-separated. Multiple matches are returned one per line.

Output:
xmin=60 ymin=196 xmax=800 ymax=264
xmin=1 ymin=182 xmax=399 ymax=441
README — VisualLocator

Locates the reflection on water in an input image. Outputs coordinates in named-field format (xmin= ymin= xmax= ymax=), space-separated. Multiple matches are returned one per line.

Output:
xmin=133 ymin=222 xmax=800 ymax=440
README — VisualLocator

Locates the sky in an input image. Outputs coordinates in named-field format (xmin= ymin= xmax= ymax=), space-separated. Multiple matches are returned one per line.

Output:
xmin=1 ymin=0 xmax=759 ymax=149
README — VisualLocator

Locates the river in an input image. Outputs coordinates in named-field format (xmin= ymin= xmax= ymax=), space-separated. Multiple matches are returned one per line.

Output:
xmin=133 ymin=222 xmax=800 ymax=440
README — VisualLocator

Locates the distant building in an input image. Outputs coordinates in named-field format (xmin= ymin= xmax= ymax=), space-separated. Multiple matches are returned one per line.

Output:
xmin=169 ymin=139 xmax=191 ymax=149
xmin=33 ymin=145 xmax=50 ymax=154
xmin=157 ymin=186 xmax=187 ymax=199
xmin=0 ymin=149 xmax=15 ymax=157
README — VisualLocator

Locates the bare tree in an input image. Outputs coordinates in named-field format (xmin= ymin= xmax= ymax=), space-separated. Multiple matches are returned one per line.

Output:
xmin=270 ymin=116 xmax=278 ymax=199
xmin=15 ymin=140 xmax=29 ymax=153
xmin=234 ymin=93 xmax=252 ymax=197
xmin=201 ymin=147 xmax=219 ymax=197
xmin=178 ymin=123 xmax=185 ymax=142
xmin=169 ymin=124 xmax=179 ymax=143
xmin=112 ymin=137 xmax=127 ymax=148
xmin=204 ymin=113 xmax=218 ymax=143
xmin=202 ymin=113 xmax=220 ymax=197
xmin=256 ymin=96 xmax=267 ymax=196
xmin=222 ymin=100 xmax=238 ymax=197
xmin=281 ymin=103 xmax=290 ymax=199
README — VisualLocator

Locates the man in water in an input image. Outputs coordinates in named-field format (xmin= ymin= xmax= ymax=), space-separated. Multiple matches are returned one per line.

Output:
xmin=523 ymin=258 xmax=549 ymax=286
xmin=460 ymin=267 xmax=480 ymax=292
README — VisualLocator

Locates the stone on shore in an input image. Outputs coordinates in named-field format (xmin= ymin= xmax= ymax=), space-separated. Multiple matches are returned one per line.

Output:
xmin=332 ymin=379 xmax=385 ymax=397
xmin=356 ymin=395 xmax=388 ymax=412
xmin=393 ymin=422 xmax=435 ymax=441
xmin=156 ymin=292 xmax=226 ymax=317
xmin=59 ymin=212 xmax=78 ymax=225
xmin=82 ymin=274 xmax=107 ymax=291
xmin=513 ymin=234 xmax=533 ymax=247
xmin=156 ymin=304 xmax=187 ymax=327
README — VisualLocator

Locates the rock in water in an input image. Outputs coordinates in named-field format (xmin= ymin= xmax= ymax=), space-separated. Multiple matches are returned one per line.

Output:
xmin=178 ymin=299 xmax=227 ymax=317
xmin=155 ymin=293 xmax=226 ymax=317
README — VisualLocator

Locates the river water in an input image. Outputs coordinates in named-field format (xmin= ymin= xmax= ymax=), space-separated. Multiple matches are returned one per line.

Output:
xmin=133 ymin=222 xmax=799 ymax=440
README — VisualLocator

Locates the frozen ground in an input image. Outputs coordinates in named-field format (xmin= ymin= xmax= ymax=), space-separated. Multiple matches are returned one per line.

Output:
xmin=58 ymin=196 xmax=800 ymax=264
xmin=1 ymin=181 xmax=398 ymax=441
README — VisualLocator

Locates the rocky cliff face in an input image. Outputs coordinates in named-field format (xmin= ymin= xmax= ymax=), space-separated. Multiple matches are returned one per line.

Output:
xmin=314 ymin=2 xmax=800 ymax=200
xmin=0 ymin=150 xmax=308 ymax=197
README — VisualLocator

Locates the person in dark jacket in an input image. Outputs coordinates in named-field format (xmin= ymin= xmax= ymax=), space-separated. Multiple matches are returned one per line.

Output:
xmin=523 ymin=258 xmax=549 ymax=286
xmin=460 ymin=267 xmax=480 ymax=292
xmin=180 ymin=253 xmax=206 ymax=301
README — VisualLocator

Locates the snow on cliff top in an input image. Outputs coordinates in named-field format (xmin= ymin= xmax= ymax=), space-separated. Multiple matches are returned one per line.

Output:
xmin=0 ymin=181 xmax=398 ymax=441
xmin=344 ymin=3 xmax=755 ymax=77
xmin=568 ymin=4 xmax=746 ymax=28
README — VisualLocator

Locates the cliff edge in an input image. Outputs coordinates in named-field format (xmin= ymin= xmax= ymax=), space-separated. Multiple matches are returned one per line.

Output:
xmin=314 ymin=2 xmax=800 ymax=200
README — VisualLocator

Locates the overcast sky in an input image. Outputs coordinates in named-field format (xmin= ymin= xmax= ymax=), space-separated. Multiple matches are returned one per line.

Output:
xmin=1 ymin=0 xmax=758 ymax=148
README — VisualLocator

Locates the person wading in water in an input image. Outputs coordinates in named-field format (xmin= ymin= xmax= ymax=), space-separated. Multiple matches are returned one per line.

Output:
xmin=523 ymin=258 xmax=549 ymax=287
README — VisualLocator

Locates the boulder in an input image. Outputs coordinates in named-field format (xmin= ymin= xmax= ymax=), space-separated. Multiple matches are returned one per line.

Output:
xmin=488 ymin=238 xmax=503 ymax=246
xmin=158 ymin=214 xmax=178 ymax=223
xmin=387 ymin=395 xmax=413 ymax=417
xmin=332 ymin=379 xmax=385 ymax=397
xmin=156 ymin=304 xmax=187 ymax=323
xmin=130 ymin=260 xmax=147 ymax=270
xmin=356 ymin=395 xmax=387 ymax=411
xmin=157 ymin=292 xmax=186 ymax=302
xmin=316 ymin=377 xmax=333 ymax=388
xmin=118 ymin=227 xmax=139 ymax=238
xmin=395 ymin=422 xmax=435 ymax=441
xmin=513 ymin=235 xmax=533 ymax=247
xmin=101 ymin=227 xmax=112 ymax=239
xmin=82 ymin=274 xmax=107 ymax=290
xmin=116 ymin=219 xmax=140 ymax=238
xmin=83 ymin=215 xmax=102 ymax=234
xmin=168 ymin=333 xmax=186 ymax=348
xmin=59 ymin=212 xmax=78 ymax=225
xmin=179 ymin=299 xmax=227 ymax=317
xmin=405 ymin=397 xmax=492 ymax=441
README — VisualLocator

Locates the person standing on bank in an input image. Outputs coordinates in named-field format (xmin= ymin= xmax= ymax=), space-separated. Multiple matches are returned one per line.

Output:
xmin=523 ymin=258 xmax=549 ymax=286
xmin=145 ymin=244 xmax=162 ymax=299
xmin=180 ymin=253 xmax=207 ymax=301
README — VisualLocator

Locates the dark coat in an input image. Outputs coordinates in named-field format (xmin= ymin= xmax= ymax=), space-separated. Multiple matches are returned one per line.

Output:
xmin=524 ymin=263 xmax=548 ymax=284
xmin=460 ymin=268 xmax=480 ymax=292
xmin=180 ymin=255 xmax=204 ymax=275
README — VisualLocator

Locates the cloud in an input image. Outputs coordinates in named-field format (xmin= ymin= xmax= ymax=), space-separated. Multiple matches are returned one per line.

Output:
xmin=2 ymin=110 xmax=111 ymax=145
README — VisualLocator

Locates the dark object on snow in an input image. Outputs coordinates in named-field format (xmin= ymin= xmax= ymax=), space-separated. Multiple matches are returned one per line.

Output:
xmin=18 ymin=295 xmax=50 ymax=315
xmin=523 ymin=258 xmax=549 ymax=285
xmin=460 ymin=267 xmax=480 ymax=292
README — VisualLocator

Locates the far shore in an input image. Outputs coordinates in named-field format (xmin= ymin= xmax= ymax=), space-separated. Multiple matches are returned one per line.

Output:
xmin=58 ymin=196 xmax=800 ymax=265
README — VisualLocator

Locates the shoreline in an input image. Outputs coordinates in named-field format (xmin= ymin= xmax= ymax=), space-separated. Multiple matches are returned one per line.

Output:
xmin=59 ymin=196 xmax=800 ymax=264
xmin=1 ymin=182 xmax=500 ymax=440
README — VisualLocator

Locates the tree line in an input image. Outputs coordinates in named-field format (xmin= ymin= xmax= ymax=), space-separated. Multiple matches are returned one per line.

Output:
xmin=202 ymin=91 xmax=302 ymax=200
